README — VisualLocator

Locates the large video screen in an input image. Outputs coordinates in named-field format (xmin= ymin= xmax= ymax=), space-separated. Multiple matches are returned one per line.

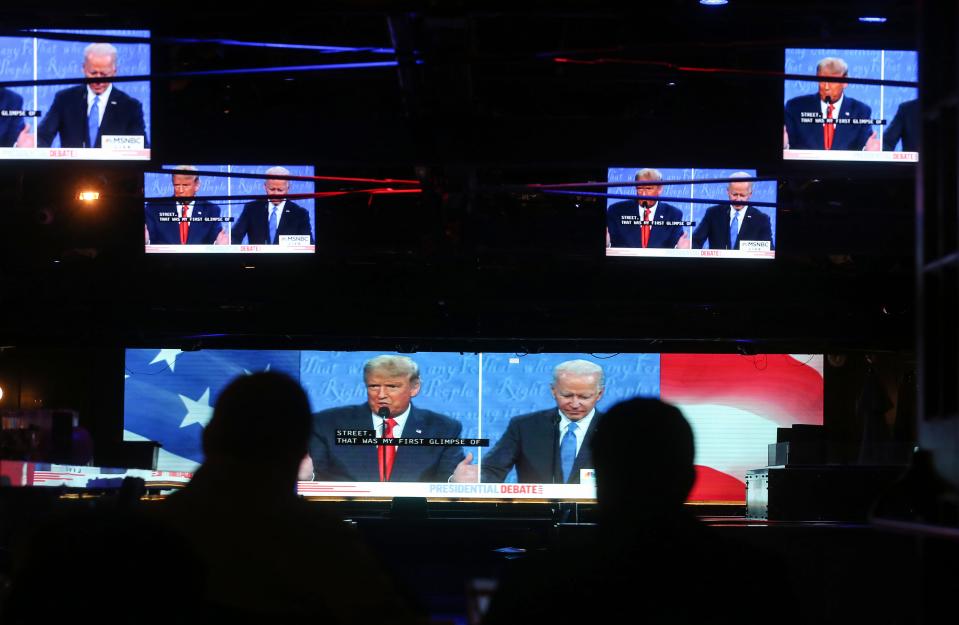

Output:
xmin=784 ymin=48 xmax=918 ymax=163
xmin=123 ymin=349 xmax=823 ymax=501
xmin=605 ymin=167 xmax=776 ymax=259
xmin=0 ymin=30 xmax=150 ymax=160
xmin=144 ymin=165 xmax=316 ymax=254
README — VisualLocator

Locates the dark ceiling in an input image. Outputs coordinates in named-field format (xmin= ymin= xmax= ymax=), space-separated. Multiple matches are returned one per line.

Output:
xmin=0 ymin=1 xmax=920 ymax=354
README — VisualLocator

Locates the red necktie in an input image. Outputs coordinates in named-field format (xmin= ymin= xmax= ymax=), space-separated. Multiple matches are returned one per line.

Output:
xmin=823 ymin=102 xmax=835 ymax=150
xmin=379 ymin=417 xmax=398 ymax=481
xmin=179 ymin=204 xmax=190 ymax=244
xmin=641 ymin=206 xmax=651 ymax=248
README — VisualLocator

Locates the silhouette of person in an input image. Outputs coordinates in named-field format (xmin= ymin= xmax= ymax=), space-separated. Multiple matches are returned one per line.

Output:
xmin=153 ymin=372 xmax=416 ymax=624
xmin=484 ymin=398 xmax=794 ymax=625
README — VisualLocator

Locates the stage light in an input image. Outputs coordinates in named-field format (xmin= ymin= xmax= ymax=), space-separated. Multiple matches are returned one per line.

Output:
xmin=858 ymin=16 xmax=887 ymax=23
xmin=700 ymin=0 xmax=729 ymax=5
xmin=0 ymin=385 xmax=4 ymax=401
xmin=77 ymin=190 xmax=100 ymax=202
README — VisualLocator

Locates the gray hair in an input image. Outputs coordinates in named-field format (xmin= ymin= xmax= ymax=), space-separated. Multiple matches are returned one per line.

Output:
xmin=635 ymin=168 xmax=663 ymax=183
xmin=363 ymin=355 xmax=420 ymax=384
xmin=265 ymin=166 xmax=291 ymax=178
xmin=552 ymin=359 xmax=605 ymax=390
xmin=171 ymin=165 xmax=199 ymax=182
xmin=817 ymin=57 xmax=848 ymax=77
xmin=727 ymin=171 xmax=754 ymax=191
xmin=84 ymin=42 xmax=118 ymax=65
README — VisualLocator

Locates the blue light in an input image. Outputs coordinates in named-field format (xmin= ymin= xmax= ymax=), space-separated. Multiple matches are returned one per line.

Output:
xmin=700 ymin=0 xmax=729 ymax=5
xmin=858 ymin=16 xmax=888 ymax=23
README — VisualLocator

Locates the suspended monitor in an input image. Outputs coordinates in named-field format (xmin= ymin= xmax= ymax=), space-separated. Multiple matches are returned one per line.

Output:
xmin=783 ymin=48 xmax=918 ymax=163
xmin=0 ymin=30 xmax=150 ymax=160
xmin=143 ymin=165 xmax=316 ymax=254
xmin=605 ymin=167 xmax=776 ymax=259
xmin=123 ymin=349 xmax=822 ymax=502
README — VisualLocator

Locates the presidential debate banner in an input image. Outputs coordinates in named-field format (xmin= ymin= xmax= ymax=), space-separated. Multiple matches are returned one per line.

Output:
xmin=123 ymin=349 xmax=823 ymax=502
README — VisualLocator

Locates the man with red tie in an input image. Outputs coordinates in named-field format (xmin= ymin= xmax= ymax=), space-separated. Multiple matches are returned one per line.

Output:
xmin=144 ymin=165 xmax=224 ymax=246
xmin=606 ymin=168 xmax=685 ymax=249
xmin=309 ymin=355 xmax=466 ymax=482
xmin=783 ymin=56 xmax=878 ymax=151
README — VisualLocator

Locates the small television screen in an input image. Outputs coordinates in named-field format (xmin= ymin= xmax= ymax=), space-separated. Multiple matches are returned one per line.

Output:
xmin=0 ymin=30 xmax=150 ymax=161
xmin=605 ymin=167 xmax=776 ymax=259
xmin=783 ymin=48 xmax=918 ymax=163
xmin=123 ymin=349 xmax=823 ymax=502
xmin=144 ymin=165 xmax=316 ymax=254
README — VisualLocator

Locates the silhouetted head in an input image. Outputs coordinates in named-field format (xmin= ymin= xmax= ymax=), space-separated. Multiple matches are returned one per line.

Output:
xmin=202 ymin=372 xmax=311 ymax=473
xmin=591 ymin=398 xmax=695 ymax=522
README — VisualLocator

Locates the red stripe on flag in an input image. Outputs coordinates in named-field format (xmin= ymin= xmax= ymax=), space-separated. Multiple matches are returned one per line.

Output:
xmin=689 ymin=464 xmax=746 ymax=502
xmin=661 ymin=354 xmax=823 ymax=426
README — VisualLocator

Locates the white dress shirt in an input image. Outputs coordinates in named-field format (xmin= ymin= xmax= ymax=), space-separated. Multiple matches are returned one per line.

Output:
xmin=268 ymin=200 xmax=286 ymax=228
xmin=820 ymin=94 xmax=844 ymax=123
xmin=638 ymin=200 xmax=660 ymax=222
xmin=177 ymin=200 xmax=195 ymax=219
xmin=86 ymin=85 xmax=111 ymax=126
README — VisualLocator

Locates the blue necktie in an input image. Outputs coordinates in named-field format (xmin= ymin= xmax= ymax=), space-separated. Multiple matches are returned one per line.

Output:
xmin=560 ymin=421 xmax=579 ymax=483
xmin=87 ymin=94 xmax=100 ymax=148
xmin=729 ymin=210 xmax=740 ymax=250
xmin=268 ymin=206 xmax=278 ymax=244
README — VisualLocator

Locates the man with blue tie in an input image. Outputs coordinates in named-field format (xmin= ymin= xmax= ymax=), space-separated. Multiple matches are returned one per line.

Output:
xmin=36 ymin=43 xmax=148 ymax=149
xmin=692 ymin=172 xmax=774 ymax=252
xmin=227 ymin=166 xmax=314 ymax=245
xmin=454 ymin=360 xmax=605 ymax=484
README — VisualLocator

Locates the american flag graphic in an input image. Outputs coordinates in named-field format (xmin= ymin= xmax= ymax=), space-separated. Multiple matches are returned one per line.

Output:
xmin=123 ymin=348 xmax=300 ymax=472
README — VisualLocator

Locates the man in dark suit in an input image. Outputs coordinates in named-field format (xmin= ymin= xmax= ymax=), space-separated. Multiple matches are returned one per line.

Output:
xmin=36 ymin=42 xmax=148 ymax=149
xmin=607 ymin=168 xmax=684 ymax=249
xmin=453 ymin=360 xmax=605 ymax=484
xmin=692 ymin=172 xmax=774 ymax=251
xmin=309 ymin=355 xmax=467 ymax=482
xmin=0 ymin=87 xmax=29 ymax=147
xmin=784 ymin=56 xmax=877 ymax=152
xmin=883 ymin=98 xmax=919 ymax=152
xmin=229 ymin=166 xmax=314 ymax=245
xmin=144 ymin=166 xmax=224 ymax=245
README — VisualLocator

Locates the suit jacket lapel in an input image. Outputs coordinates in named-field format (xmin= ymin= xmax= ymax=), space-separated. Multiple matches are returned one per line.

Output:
xmin=72 ymin=88 xmax=89 ymax=146
xmin=835 ymin=98 xmax=854 ymax=146
xmin=334 ymin=405 xmax=381 ymax=482
xmin=187 ymin=201 xmax=205 ymax=243
xmin=648 ymin=206 xmax=664 ymax=247
xmin=98 ymin=94 xmax=116 ymax=141
xmin=719 ymin=207 xmax=733 ymax=249
xmin=571 ymin=412 xmax=602 ymax=482
xmin=528 ymin=410 xmax=561 ymax=483
xmin=389 ymin=405 xmax=430 ymax=481
xmin=739 ymin=207 xmax=755 ymax=241
xmin=258 ymin=202 xmax=272 ymax=243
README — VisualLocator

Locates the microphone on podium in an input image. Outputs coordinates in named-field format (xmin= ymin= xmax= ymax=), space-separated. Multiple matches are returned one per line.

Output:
xmin=378 ymin=406 xmax=391 ymax=482
xmin=377 ymin=406 xmax=391 ymax=435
